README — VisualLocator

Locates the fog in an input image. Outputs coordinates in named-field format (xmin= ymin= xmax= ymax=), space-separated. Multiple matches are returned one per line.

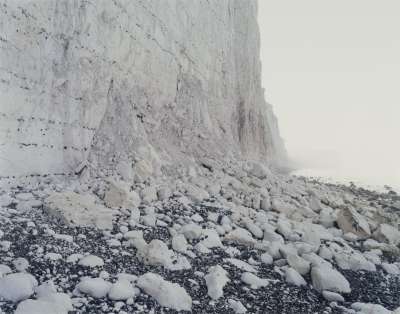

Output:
xmin=259 ymin=0 xmax=400 ymax=191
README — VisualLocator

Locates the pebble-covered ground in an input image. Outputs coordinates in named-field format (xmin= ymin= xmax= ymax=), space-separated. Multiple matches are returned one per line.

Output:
xmin=0 ymin=188 xmax=399 ymax=314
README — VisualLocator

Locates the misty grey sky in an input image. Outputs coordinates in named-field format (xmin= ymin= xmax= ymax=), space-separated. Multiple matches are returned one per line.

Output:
xmin=259 ymin=0 xmax=400 ymax=190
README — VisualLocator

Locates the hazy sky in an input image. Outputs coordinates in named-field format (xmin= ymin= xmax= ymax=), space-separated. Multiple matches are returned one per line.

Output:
xmin=258 ymin=0 xmax=400 ymax=190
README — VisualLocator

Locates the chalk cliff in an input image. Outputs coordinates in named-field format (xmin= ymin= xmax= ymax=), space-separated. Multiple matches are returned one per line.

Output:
xmin=0 ymin=0 xmax=286 ymax=179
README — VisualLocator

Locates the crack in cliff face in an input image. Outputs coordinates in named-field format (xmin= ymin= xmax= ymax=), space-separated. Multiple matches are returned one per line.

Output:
xmin=110 ymin=0 xmax=206 ymax=80
xmin=0 ymin=0 xmax=286 ymax=178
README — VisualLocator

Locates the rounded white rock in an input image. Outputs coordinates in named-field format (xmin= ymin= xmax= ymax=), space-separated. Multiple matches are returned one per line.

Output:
xmin=241 ymin=272 xmax=269 ymax=289
xmin=77 ymin=277 xmax=111 ymax=298
xmin=108 ymin=279 xmax=137 ymax=301
xmin=13 ymin=258 xmax=30 ymax=272
xmin=260 ymin=253 xmax=273 ymax=265
xmin=285 ymin=267 xmax=306 ymax=287
xmin=311 ymin=265 xmax=351 ymax=294
xmin=0 ymin=272 xmax=38 ymax=302
xmin=78 ymin=255 xmax=104 ymax=268
xmin=322 ymin=290 xmax=345 ymax=303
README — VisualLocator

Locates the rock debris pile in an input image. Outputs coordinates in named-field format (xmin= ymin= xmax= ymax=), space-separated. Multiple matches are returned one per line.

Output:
xmin=0 ymin=161 xmax=399 ymax=313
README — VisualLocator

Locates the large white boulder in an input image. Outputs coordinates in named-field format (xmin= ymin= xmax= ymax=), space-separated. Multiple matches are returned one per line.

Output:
xmin=44 ymin=192 xmax=114 ymax=229
xmin=381 ymin=263 xmax=400 ymax=275
xmin=334 ymin=251 xmax=376 ymax=272
xmin=263 ymin=226 xmax=285 ymax=244
xmin=137 ymin=273 xmax=192 ymax=311
xmin=180 ymin=223 xmax=203 ymax=240
xmin=200 ymin=229 xmax=223 ymax=248
xmin=351 ymin=302 xmax=392 ymax=314
xmin=0 ymin=273 xmax=38 ymax=302
xmin=78 ymin=255 xmax=104 ymax=268
xmin=243 ymin=218 xmax=263 ymax=239
xmin=373 ymin=224 xmax=400 ymax=246
xmin=311 ymin=265 xmax=351 ymax=293
xmin=139 ymin=240 xmax=173 ymax=266
xmin=285 ymin=268 xmax=306 ymax=287
xmin=138 ymin=239 xmax=191 ymax=271
xmin=172 ymin=234 xmax=189 ymax=254
xmin=76 ymin=277 xmax=111 ymax=298
xmin=241 ymin=272 xmax=269 ymax=289
xmin=286 ymin=254 xmax=311 ymax=275
xmin=225 ymin=227 xmax=256 ymax=245
xmin=108 ymin=279 xmax=137 ymax=301
xmin=15 ymin=293 xmax=73 ymax=314
xmin=204 ymin=265 xmax=230 ymax=300
xmin=336 ymin=207 xmax=371 ymax=238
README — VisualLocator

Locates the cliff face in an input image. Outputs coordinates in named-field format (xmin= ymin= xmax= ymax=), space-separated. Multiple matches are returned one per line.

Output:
xmin=0 ymin=0 xmax=286 ymax=179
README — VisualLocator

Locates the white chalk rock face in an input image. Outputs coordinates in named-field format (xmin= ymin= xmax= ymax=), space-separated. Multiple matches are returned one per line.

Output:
xmin=0 ymin=0 xmax=286 ymax=179
xmin=137 ymin=273 xmax=192 ymax=311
